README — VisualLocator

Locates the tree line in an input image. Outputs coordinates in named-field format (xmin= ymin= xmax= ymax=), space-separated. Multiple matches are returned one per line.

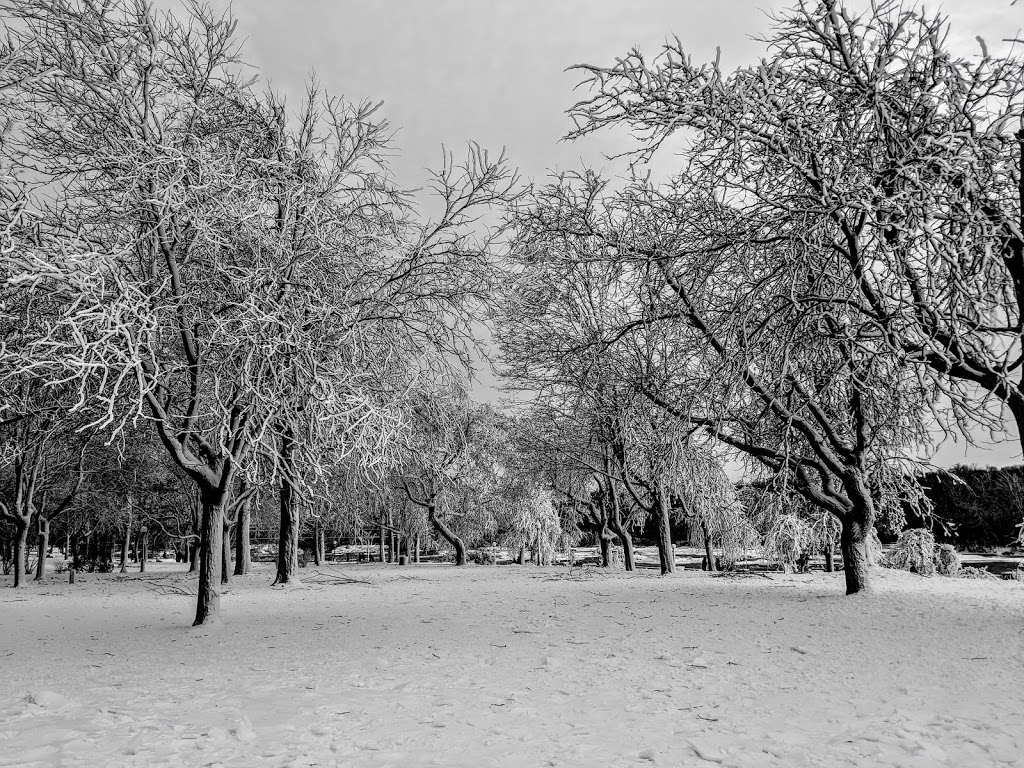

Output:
xmin=3 ymin=0 xmax=1023 ymax=625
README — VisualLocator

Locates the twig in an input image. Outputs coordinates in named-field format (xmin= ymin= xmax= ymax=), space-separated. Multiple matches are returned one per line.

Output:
xmin=304 ymin=568 xmax=372 ymax=585
xmin=141 ymin=580 xmax=196 ymax=596
xmin=711 ymin=571 xmax=774 ymax=580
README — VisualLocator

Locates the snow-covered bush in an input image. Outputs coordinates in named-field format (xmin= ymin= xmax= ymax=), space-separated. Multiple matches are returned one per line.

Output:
xmin=934 ymin=544 xmax=960 ymax=576
xmin=880 ymin=529 xmax=936 ymax=575
xmin=879 ymin=529 xmax=966 ymax=576
xmin=959 ymin=566 xmax=1000 ymax=581
xmin=880 ymin=532 xmax=966 ymax=573
xmin=468 ymin=548 xmax=497 ymax=565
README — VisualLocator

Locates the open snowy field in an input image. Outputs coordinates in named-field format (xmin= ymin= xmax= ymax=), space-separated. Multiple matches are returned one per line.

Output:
xmin=2 ymin=562 xmax=1022 ymax=768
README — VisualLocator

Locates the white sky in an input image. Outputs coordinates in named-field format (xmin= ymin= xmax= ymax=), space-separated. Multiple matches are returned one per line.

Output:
xmin=211 ymin=0 xmax=1024 ymax=467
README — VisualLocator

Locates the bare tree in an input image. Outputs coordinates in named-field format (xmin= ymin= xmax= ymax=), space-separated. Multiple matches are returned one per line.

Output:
xmin=495 ymin=240 xmax=665 ymax=570
xmin=398 ymin=391 xmax=509 ymax=566
xmin=253 ymin=96 xmax=516 ymax=585
xmin=0 ymin=0 xmax=516 ymax=618
xmin=561 ymin=0 xmax=1024 ymax=581
xmin=487 ymin=1 xmax=984 ymax=594
xmin=0 ymin=384 xmax=89 ymax=586
xmin=0 ymin=0 xmax=287 ymax=621
xmin=496 ymin=224 xmax=752 ymax=577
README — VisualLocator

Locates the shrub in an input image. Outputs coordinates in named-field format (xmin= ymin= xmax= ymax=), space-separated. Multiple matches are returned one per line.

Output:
xmin=880 ymin=529 xmax=936 ymax=575
xmin=69 ymin=557 xmax=112 ymax=573
xmin=881 ymin=530 xmax=968 ymax=576
xmin=960 ymin=565 xmax=1000 ymax=581
xmin=934 ymin=544 xmax=961 ymax=576
xmin=468 ymin=548 xmax=497 ymax=565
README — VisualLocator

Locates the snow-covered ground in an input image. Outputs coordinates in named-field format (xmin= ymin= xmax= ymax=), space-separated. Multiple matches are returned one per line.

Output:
xmin=1 ymin=557 xmax=1022 ymax=768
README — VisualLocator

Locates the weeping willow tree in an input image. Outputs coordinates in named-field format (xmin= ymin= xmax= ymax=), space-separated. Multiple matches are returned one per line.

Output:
xmin=745 ymin=482 xmax=841 ymax=573
xmin=673 ymin=446 xmax=759 ymax=571
xmin=499 ymin=486 xmax=576 ymax=566
xmin=503 ymin=428 xmax=591 ymax=567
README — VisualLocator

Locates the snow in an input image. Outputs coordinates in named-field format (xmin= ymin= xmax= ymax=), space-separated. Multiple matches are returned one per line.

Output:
xmin=1 ymin=557 xmax=1022 ymax=767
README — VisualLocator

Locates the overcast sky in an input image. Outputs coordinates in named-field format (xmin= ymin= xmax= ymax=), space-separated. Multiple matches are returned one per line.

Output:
xmin=210 ymin=0 xmax=1023 ymax=467
xmin=217 ymin=0 xmax=1017 ymax=186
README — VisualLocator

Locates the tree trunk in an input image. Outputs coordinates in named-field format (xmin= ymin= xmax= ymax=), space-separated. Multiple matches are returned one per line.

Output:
xmin=312 ymin=522 xmax=323 ymax=566
xmin=221 ymin=521 xmax=232 ymax=585
xmin=414 ymin=534 xmax=420 ymax=563
xmin=700 ymin=518 xmax=717 ymax=572
xmin=840 ymin=515 xmax=871 ymax=595
xmin=139 ymin=528 xmax=147 ymax=573
xmin=68 ymin=531 xmax=79 ymax=570
xmin=188 ymin=499 xmax=199 ymax=573
xmin=388 ymin=509 xmax=396 ymax=563
xmin=234 ymin=500 xmax=251 ymax=576
xmin=428 ymin=503 xmax=466 ymax=565
xmin=275 ymin=472 xmax=300 ymax=585
xmin=102 ymin=535 xmax=114 ymax=571
xmin=193 ymin=491 xmax=224 ymax=625
xmin=604 ymin=476 xmax=635 ymax=571
xmin=823 ymin=542 xmax=835 ymax=573
xmin=119 ymin=524 xmax=129 ymax=573
xmin=517 ymin=545 xmax=526 ymax=565
xmin=11 ymin=517 xmax=28 ymax=588
xmin=654 ymin=489 xmax=675 ymax=575
xmin=378 ymin=523 xmax=385 ymax=563
xmin=607 ymin=512 xmax=634 ymax=572
xmin=598 ymin=525 xmax=612 ymax=567
xmin=34 ymin=516 xmax=49 ymax=581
